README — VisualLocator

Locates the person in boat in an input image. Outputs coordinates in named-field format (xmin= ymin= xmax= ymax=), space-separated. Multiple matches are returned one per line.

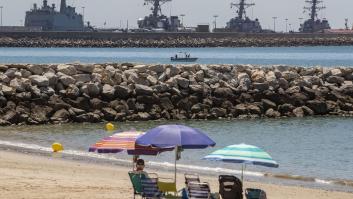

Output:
xmin=175 ymin=54 xmax=178 ymax=59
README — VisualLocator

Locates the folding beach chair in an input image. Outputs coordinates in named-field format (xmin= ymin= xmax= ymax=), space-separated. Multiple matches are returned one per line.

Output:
xmin=185 ymin=173 xmax=201 ymax=185
xmin=158 ymin=177 xmax=177 ymax=195
xmin=245 ymin=188 xmax=267 ymax=199
xmin=219 ymin=175 xmax=243 ymax=199
xmin=187 ymin=182 xmax=211 ymax=199
xmin=129 ymin=171 xmax=147 ymax=199
xmin=141 ymin=175 xmax=164 ymax=199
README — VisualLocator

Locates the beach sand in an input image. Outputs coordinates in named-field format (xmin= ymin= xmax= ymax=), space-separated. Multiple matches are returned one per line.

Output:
xmin=0 ymin=150 xmax=352 ymax=199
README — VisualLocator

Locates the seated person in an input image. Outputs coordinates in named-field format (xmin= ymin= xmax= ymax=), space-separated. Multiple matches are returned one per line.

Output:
xmin=135 ymin=159 xmax=147 ymax=173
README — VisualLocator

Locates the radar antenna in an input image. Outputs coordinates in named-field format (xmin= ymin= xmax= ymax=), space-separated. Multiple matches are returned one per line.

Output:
xmin=144 ymin=0 xmax=172 ymax=18
xmin=303 ymin=0 xmax=326 ymax=22
xmin=231 ymin=0 xmax=255 ymax=20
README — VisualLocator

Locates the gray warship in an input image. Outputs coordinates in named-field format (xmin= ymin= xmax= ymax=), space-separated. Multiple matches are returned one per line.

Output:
xmin=137 ymin=0 xmax=181 ymax=32
xmin=25 ymin=0 xmax=84 ymax=31
xmin=300 ymin=0 xmax=330 ymax=33
xmin=226 ymin=0 xmax=262 ymax=33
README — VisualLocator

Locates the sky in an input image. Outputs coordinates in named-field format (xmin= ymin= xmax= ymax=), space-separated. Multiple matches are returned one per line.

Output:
xmin=1 ymin=0 xmax=353 ymax=31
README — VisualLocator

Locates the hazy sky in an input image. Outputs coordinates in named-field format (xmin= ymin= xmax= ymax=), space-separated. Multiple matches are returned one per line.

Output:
xmin=2 ymin=0 xmax=353 ymax=31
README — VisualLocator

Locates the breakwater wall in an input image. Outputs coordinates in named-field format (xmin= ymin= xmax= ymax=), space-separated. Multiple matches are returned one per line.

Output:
xmin=0 ymin=32 xmax=353 ymax=47
xmin=1 ymin=63 xmax=353 ymax=125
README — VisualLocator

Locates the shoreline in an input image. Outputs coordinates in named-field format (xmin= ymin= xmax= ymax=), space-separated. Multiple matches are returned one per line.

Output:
xmin=1 ymin=139 xmax=353 ymax=193
xmin=1 ymin=63 xmax=353 ymax=125
xmin=0 ymin=149 xmax=352 ymax=199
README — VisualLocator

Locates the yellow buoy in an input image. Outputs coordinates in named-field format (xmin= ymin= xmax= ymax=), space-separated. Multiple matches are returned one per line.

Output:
xmin=52 ymin=143 xmax=64 ymax=152
xmin=105 ymin=123 xmax=115 ymax=131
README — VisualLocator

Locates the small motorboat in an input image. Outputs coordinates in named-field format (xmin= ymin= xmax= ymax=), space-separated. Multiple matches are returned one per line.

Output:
xmin=171 ymin=52 xmax=198 ymax=62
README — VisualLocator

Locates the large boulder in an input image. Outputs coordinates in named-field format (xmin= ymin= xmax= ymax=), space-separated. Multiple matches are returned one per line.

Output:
xmin=30 ymin=105 xmax=52 ymax=123
xmin=326 ymin=76 xmax=345 ymax=84
xmin=74 ymin=64 xmax=95 ymax=73
xmin=27 ymin=65 xmax=43 ymax=75
xmin=251 ymin=70 xmax=266 ymax=83
xmin=115 ymin=85 xmax=131 ymax=99
xmin=306 ymin=100 xmax=328 ymax=114
xmin=59 ymin=75 xmax=76 ymax=86
xmin=176 ymin=77 xmax=189 ymax=89
xmin=81 ymin=83 xmax=101 ymax=97
xmin=253 ymin=82 xmax=269 ymax=92
xmin=262 ymin=99 xmax=277 ymax=110
xmin=57 ymin=64 xmax=77 ymax=75
xmin=102 ymin=107 xmax=117 ymax=121
xmin=29 ymin=75 xmax=49 ymax=87
xmin=293 ymin=107 xmax=305 ymax=117
xmin=148 ymin=65 xmax=165 ymax=73
xmin=265 ymin=108 xmax=281 ymax=118
xmin=51 ymin=109 xmax=70 ymax=123
xmin=73 ymin=74 xmax=92 ymax=83
xmin=44 ymin=72 xmax=58 ymax=86
xmin=2 ymin=110 xmax=19 ymax=123
xmin=135 ymin=84 xmax=153 ymax=96
xmin=102 ymin=84 xmax=116 ymax=100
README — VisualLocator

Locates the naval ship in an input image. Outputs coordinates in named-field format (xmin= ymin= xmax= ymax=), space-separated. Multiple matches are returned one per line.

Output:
xmin=300 ymin=0 xmax=330 ymax=33
xmin=25 ymin=0 xmax=84 ymax=31
xmin=226 ymin=0 xmax=262 ymax=33
xmin=137 ymin=0 xmax=181 ymax=32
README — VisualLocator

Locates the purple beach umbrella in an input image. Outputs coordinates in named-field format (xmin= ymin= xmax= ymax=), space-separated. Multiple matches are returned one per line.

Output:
xmin=135 ymin=124 xmax=216 ymax=149
xmin=136 ymin=124 xmax=216 ymax=183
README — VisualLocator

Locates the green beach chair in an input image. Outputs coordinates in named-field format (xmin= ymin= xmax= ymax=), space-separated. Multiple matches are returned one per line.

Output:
xmin=245 ymin=188 xmax=267 ymax=199
xmin=128 ymin=171 xmax=147 ymax=199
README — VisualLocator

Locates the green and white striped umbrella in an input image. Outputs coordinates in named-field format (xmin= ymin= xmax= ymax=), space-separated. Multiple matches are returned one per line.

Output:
xmin=204 ymin=144 xmax=278 ymax=181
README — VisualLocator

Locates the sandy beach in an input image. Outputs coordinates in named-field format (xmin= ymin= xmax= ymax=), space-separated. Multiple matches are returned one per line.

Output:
xmin=0 ymin=150 xmax=352 ymax=199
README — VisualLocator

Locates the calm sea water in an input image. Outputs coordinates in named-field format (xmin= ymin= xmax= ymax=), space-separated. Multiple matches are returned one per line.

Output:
xmin=0 ymin=46 xmax=353 ymax=66
xmin=0 ymin=117 xmax=353 ymax=191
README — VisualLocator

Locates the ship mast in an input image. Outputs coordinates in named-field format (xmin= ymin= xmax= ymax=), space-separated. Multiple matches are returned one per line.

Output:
xmin=60 ymin=0 xmax=67 ymax=13
xmin=304 ymin=0 xmax=326 ymax=22
xmin=231 ymin=0 xmax=255 ymax=20
xmin=144 ymin=0 xmax=171 ymax=18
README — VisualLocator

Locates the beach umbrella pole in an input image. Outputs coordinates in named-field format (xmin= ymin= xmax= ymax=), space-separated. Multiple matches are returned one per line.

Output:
xmin=174 ymin=147 xmax=177 ymax=184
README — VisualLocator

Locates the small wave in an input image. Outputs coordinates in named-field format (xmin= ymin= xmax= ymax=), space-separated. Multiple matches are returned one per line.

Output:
xmin=0 ymin=139 xmax=352 ymax=188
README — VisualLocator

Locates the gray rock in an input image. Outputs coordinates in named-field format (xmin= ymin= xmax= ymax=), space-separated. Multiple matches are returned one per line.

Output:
xmin=211 ymin=108 xmax=227 ymax=117
xmin=262 ymin=99 xmax=277 ymax=110
xmin=293 ymin=107 xmax=304 ymax=117
xmin=2 ymin=110 xmax=18 ymax=123
xmin=27 ymin=65 xmax=43 ymax=75
xmin=251 ymin=70 xmax=266 ymax=83
xmin=326 ymin=76 xmax=345 ymax=84
xmin=302 ymin=106 xmax=314 ymax=116
xmin=166 ymin=66 xmax=180 ymax=77
xmin=59 ymin=75 xmax=76 ymax=86
xmin=148 ymin=65 xmax=165 ymax=73
xmin=330 ymin=68 xmax=343 ymax=77
xmin=57 ymin=64 xmax=77 ymax=75
xmin=115 ymin=85 xmax=130 ymax=99
xmin=102 ymin=84 xmax=116 ymax=100
xmin=133 ymin=65 xmax=147 ymax=73
xmin=306 ymin=100 xmax=328 ymax=114
xmin=5 ymin=68 xmax=17 ymax=78
xmin=81 ymin=83 xmax=101 ymax=97
xmin=278 ymin=78 xmax=289 ymax=89
xmin=195 ymin=71 xmax=204 ymax=82
xmin=9 ymin=78 xmax=26 ymax=92
xmin=66 ymin=85 xmax=80 ymax=99
xmin=29 ymin=75 xmax=49 ymax=87
xmin=265 ymin=108 xmax=281 ymax=118
xmin=253 ymin=82 xmax=269 ymax=92
xmin=0 ymin=65 xmax=8 ymax=72
xmin=160 ymin=97 xmax=174 ymax=111
xmin=0 ymin=73 xmax=10 ymax=83
xmin=20 ymin=69 xmax=32 ymax=78
xmin=135 ymin=84 xmax=153 ymax=96
xmin=73 ymin=74 xmax=91 ymax=83
xmin=282 ymin=71 xmax=300 ymax=82
xmin=176 ymin=77 xmax=189 ymax=89
xmin=102 ymin=107 xmax=117 ymax=121
xmin=74 ymin=64 xmax=95 ymax=73
xmin=44 ymin=72 xmax=58 ymax=86
xmin=147 ymin=75 xmax=158 ymax=85
xmin=51 ymin=109 xmax=70 ymax=123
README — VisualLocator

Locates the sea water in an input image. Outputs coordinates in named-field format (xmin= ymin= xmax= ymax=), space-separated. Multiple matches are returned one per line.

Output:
xmin=0 ymin=117 xmax=352 ymax=192
xmin=0 ymin=46 xmax=353 ymax=66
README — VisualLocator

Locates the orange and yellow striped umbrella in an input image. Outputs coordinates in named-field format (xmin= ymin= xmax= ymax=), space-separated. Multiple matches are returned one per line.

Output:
xmin=89 ymin=131 xmax=169 ymax=155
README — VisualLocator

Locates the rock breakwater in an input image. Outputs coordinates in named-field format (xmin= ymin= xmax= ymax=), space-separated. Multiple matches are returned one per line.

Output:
xmin=1 ymin=36 xmax=353 ymax=48
xmin=1 ymin=63 xmax=353 ymax=125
